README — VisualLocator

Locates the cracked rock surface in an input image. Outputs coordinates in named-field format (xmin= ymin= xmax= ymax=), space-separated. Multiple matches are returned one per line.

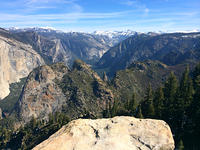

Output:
xmin=33 ymin=116 xmax=174 ymax=150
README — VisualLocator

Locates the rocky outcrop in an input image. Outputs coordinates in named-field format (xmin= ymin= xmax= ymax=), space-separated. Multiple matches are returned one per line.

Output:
xmin=16 ymin=61 xmax=114 ymax=123
xmin=33 ymin=116 xmax=175 ymax=150
xmin=0 ymin=35 xmax=45 ymax=99
xmin=17 ymin=63 xmax=68 ymax=123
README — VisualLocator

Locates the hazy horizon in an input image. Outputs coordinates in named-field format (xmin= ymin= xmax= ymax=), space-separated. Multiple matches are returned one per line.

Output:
xmin=3 ymin=26 xmax=200 ymax=34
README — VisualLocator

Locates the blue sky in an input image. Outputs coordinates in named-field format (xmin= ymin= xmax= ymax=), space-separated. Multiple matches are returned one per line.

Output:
xmin=0 ymin=0 xmax=200 ymax=32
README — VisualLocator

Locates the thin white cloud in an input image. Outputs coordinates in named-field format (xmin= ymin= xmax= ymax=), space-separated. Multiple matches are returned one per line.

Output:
xmin=25 ymin=0 xmax=76 ymax=5
xmin=0 ymin=9 xmax=199 ymax=32
xmin=121 ymin=0 xmax=136 ymax=6
xmin=0 ymin=0 xmax=83 ymax=13
xmin=1 ymin=10 xmax=199 ymax=32
xmin=120 ymin=0 xmax=150 ymax=14
xmin=144 ymin=8 xmax=149 ymax=13
xmin=0 ymin=10 xmax=134 ymax=25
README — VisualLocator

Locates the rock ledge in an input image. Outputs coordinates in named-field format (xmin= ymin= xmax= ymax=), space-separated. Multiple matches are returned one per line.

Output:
xmin=33 ymin=116 xmax=174 ymax=150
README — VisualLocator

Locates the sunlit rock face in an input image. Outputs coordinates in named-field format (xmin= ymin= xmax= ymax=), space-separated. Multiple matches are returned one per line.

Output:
xmin=33 ymin=116 xmax=175 ymax=150
xmin=0 ymin=35 xmax=45 ymax=99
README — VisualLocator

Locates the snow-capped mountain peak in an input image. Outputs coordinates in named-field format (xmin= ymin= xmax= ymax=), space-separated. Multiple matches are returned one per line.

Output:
xmin=173 ymin=29 xmax=200 ymax=33
xmin=7 ymin=27 xmax=63 ymax=33
xmin=92 ymin=30 xmax=137 ymax=38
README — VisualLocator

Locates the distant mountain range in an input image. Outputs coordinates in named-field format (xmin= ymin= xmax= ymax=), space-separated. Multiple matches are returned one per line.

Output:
xmin=7 ymin=27 xmax=140 ymax=65
xmin=0 ymin=27 xmax=200 ymax=149
xmin=0 ymin=27 xmax=138 ymax=100
xmin=8 ymin=27 xmax=62 ymax=33
xmin=1 ymin=27 xmax=200 ymax=100
xmin=92 ymin=30 xmax=137 ymax=46
xmin=96 ymin=32 xmax=200 ymax=76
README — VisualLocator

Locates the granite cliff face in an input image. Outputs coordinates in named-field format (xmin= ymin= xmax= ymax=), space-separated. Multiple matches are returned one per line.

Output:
xmin=33 ymin=116 xmax=175 ymax=150
xmin=16 ymin=60 xmax=114 ymax=123
xmin=0 ymin=33 xmax=45 ymax=99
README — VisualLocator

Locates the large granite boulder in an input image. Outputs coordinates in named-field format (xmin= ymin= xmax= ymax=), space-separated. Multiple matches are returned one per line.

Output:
xmin=33 ymin=116 xmax=175 ymax=150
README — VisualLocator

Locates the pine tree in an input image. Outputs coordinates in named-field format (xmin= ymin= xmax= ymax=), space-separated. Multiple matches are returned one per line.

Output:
xmin=178 ymin=66 xmax=194 ymax=109
xmin=2 ymin=128 xmax=9 ymax=146
xmin=173 ymin=67 xmax=194 ymax=139
xmin=192 ymin=62 xmax=200 ymax=80
xmin=163 ymin=72 xmax=178 ymax=123
xmin=177 ymin=139 xmax=184 ymax=150
xmin=142 ymin=84 xmax=155 ymax=118
xmin=111 ymin=100 xmax=119 ymax=117
xmin=126 ymin=92 xmax=137 ymax=115
xmin=192 ymin=63 xmax=200 ymax=133
xmin=191 ymin=75 xmax=200 ymax=134
xmin=130 ymin=92 xmax=137 ymax=115
xmin=135 ymin=104 xmax=144 ymax=119
xmin=103 ymin=101 xmax=111 ymax=118
xmin=153 ymin=87 xmax=164 ymax=119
